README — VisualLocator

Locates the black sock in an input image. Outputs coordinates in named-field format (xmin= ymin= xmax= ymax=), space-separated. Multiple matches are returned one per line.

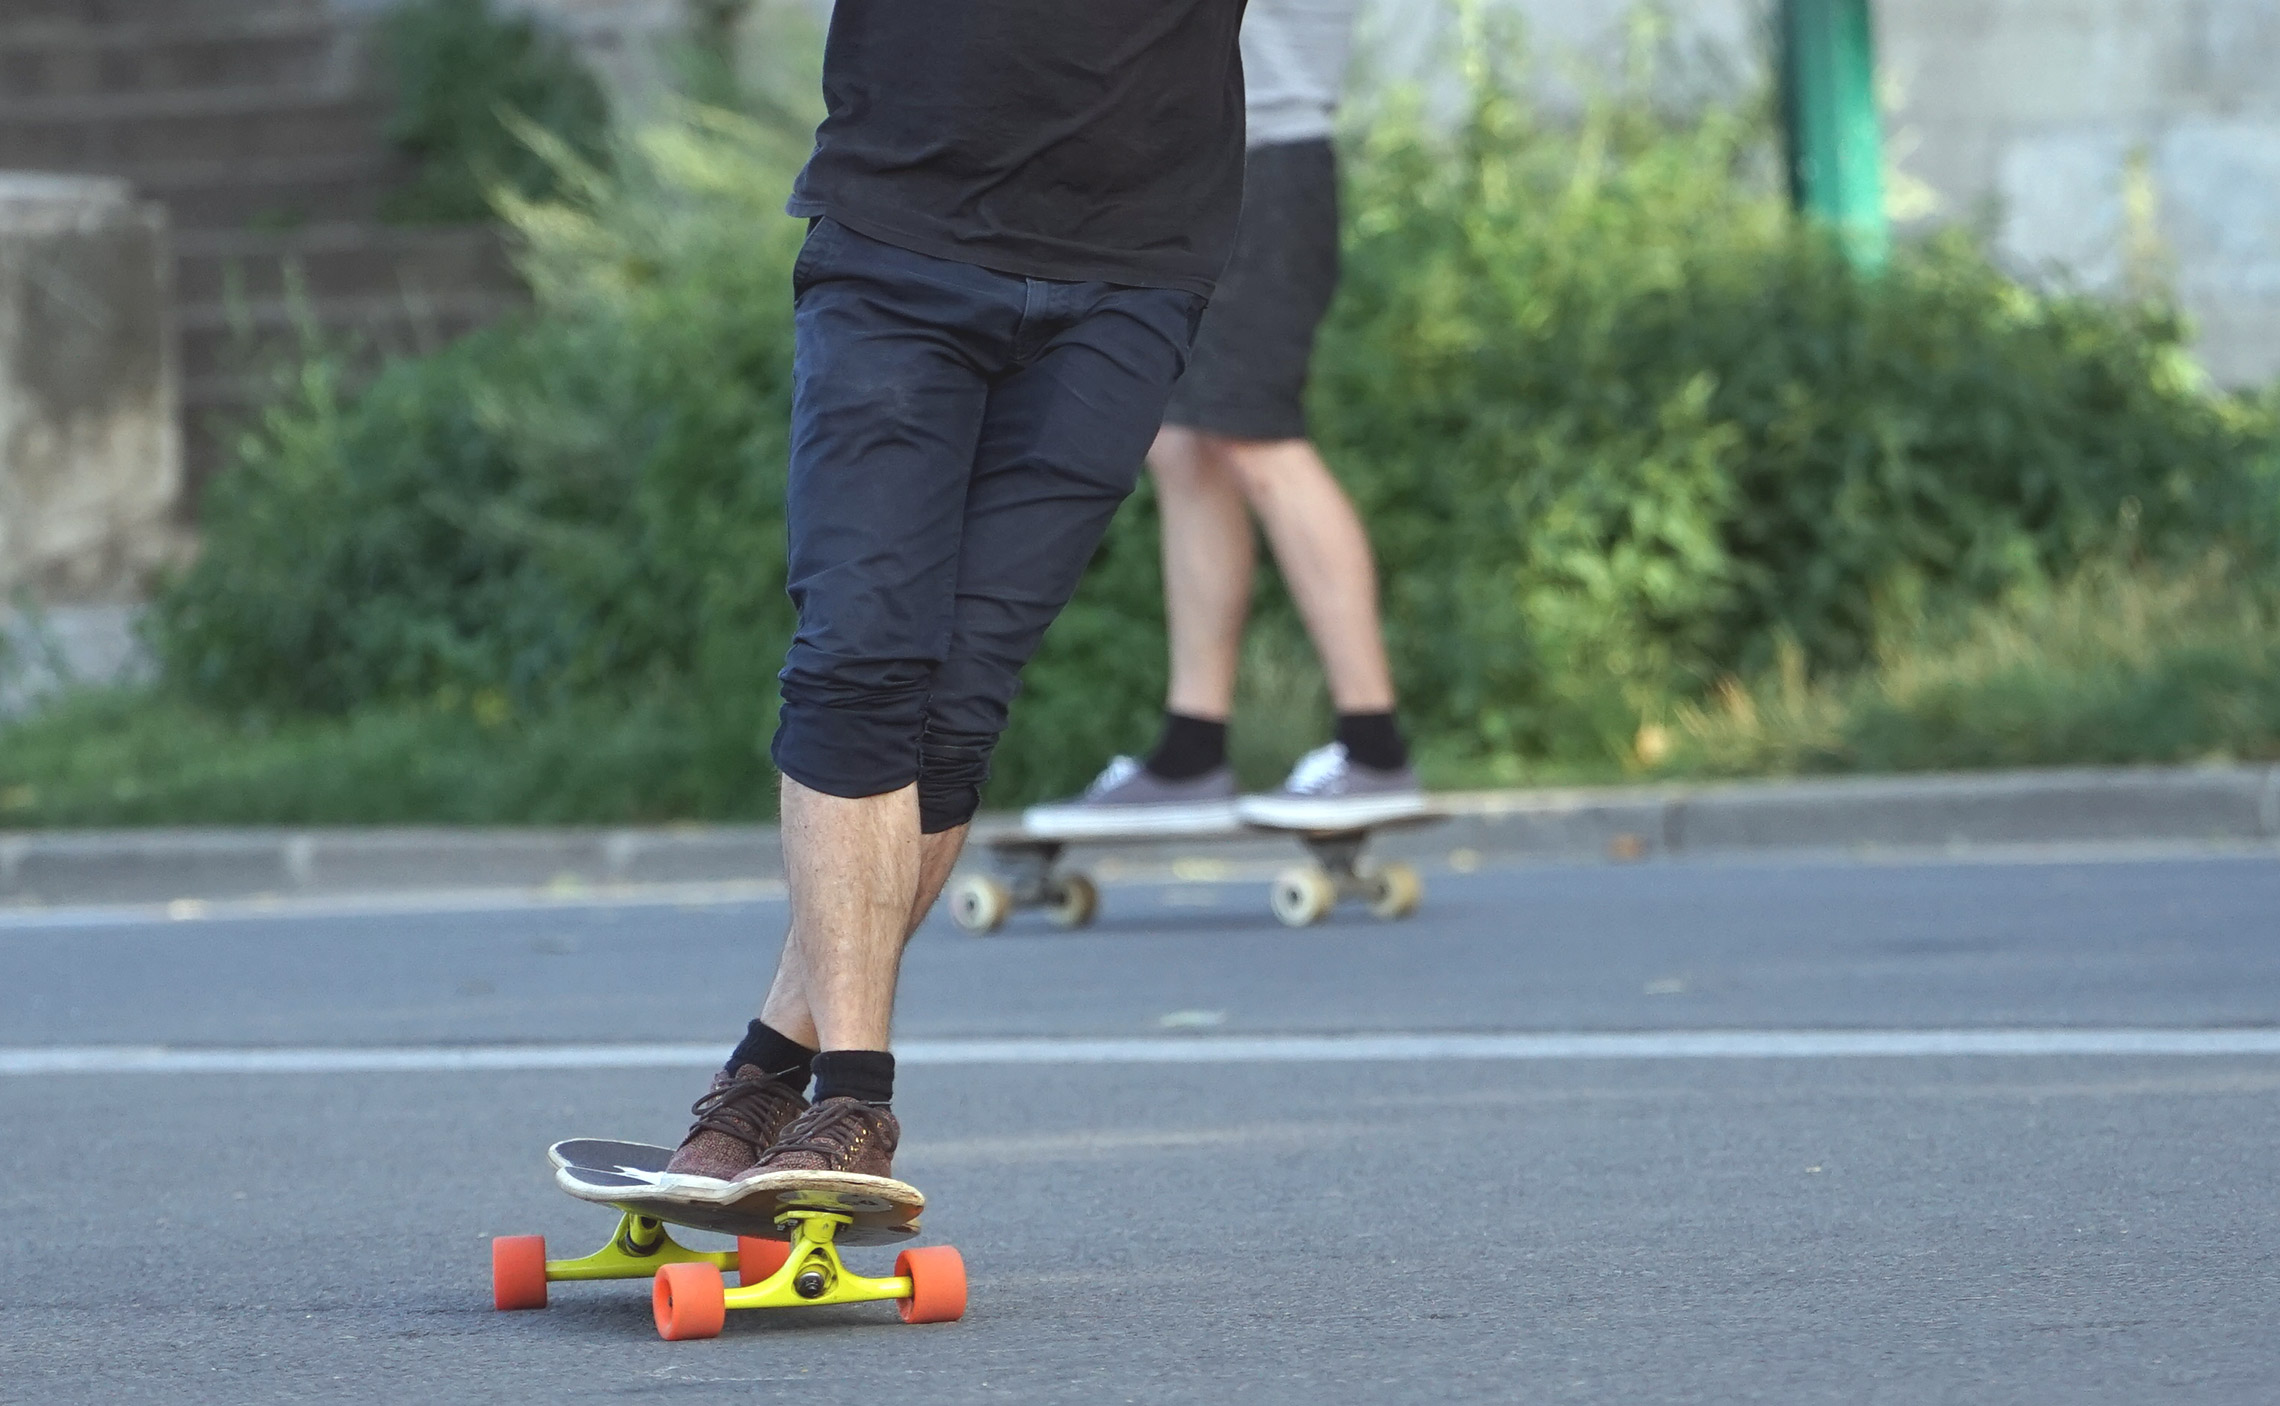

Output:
xmin=725 ymin=1019 xmax=817 ymax=1089
xmin=811 ymin=1049 xmax=895 ymax=1106
xmin=1143 ymin=712 xmax=1228 ymax=781
xmin=1335 ymin=712 xmax=1408 ymax=771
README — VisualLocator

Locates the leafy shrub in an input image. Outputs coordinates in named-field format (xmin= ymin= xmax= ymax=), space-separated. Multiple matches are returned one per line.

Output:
xmin=1311 ymin=66 xmax=2280 ymax=776
xmin=153 ymin=113 xmax=803 ymax=816
xmin=114 ymin=46 xmax=2280 ymax=823
xmin=380 ymin=0 xmax=612 ymax=224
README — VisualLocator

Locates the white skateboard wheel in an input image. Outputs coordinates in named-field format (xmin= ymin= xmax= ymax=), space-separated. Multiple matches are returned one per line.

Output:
xmin=1048 ymin=874 xmax=1099 ymax=928
xmin=1270 ymin=867 xmax=1337 ymax=927
xmin=1365 ymin=861 xmax=1423 ymax=920
xmin=950 ymin=875 xmax=1012 ymax=934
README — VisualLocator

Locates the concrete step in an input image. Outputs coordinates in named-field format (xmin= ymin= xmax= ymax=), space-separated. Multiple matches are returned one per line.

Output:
xmin=181 ymin=422 xmax=246 ymax=512
xmin=109 ymin=152 xmax=402 ymax=229
xmin=174 ymin=224 xmax=520 ymax=306
xmin=178 ymin=287 xmax=524 ymax=503
xmin=0 ymin=0 xmax=324 ymax=33
xmin=0 ymin=15 xmax=360 ymax=102
xmin=0 ymin=89 xmax=390 ymax=171
xmin=177 ymin=290 xmax=525 ymax=385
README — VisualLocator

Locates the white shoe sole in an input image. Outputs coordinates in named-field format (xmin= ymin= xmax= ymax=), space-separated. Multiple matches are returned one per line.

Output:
xmin=1020 ymin=799 xmax=1242 ymax=838
xmin=1237 ymin=792 xmax=1431 ymax=830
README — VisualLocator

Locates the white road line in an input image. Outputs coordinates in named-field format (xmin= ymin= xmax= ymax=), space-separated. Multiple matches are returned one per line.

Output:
xmin=7 ymin=1028 xmax=2280 ymax=1075
xmin=0 ymin=880 xmax=789 ymax=933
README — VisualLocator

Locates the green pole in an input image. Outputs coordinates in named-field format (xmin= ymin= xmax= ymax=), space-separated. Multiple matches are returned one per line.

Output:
xmin=1779 ymin=0 xmax=1889 ymax=272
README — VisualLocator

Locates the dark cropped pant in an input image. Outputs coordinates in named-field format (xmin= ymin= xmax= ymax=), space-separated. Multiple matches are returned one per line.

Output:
xmin=772 ymin=217 xmax=1204 ymax=831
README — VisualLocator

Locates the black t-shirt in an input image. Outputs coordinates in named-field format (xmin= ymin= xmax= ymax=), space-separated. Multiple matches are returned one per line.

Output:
xmin=787 ymin=0 xmax=1250 ymax=296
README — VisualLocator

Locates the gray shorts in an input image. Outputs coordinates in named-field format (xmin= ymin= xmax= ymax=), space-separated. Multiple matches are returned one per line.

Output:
xmin=1161 ymin=138 xmax=1339 ymax=442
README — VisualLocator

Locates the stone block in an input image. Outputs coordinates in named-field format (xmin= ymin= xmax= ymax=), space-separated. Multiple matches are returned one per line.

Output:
xmin=2159 ymin=118 xmax=2280 ymax=384
xmin=1995 ymin=125 xmax=2130 ymax=287
xmin=0 ymin=171 xmax=183 ymax=604
xmin=1881 ymin=0 xmax=2192 ymax=126
xmin=0 ymin=601 xmax=149 ymax=715
xmin=2159 ymin=119 xmax=2280 ymax=293
xmin=2185 ymin=0 xmax=2280 ymax=117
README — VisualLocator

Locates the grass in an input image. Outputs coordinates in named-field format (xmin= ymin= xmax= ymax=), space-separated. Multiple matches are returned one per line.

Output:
xmin=0 ymin=689 xmax=767 ymax=827
xmin=1653 ymin=556 xmax=2280 ymax=779
xmin=8 ymin=557 xmax=2275 ymax=827
xmin=0 ymin=616 xmax=1340 ymax=829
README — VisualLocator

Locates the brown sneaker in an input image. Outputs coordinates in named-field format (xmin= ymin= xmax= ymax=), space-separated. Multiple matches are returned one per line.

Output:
xmin=661 ymin=1065 xmax=809 ymax=1183
xmin=746 ymin=1096 xmax=900 ymax=1178
xmin=726 ymin=1098 xmax=924 ymax=1239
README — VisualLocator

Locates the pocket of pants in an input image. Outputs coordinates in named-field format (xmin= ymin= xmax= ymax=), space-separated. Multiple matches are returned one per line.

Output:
xmin=1173 ymin=291 xmax=1211 ymax=373
xmin=791 ymin=217 xmax=834 ymax=296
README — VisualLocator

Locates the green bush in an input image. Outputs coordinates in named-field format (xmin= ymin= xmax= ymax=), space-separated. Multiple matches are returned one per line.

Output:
xmin=146 ymin=114 xmax=804 ymax=818
xmin=1312 ymin=69 xmax=2280 ymax=778
xmin=12 ymin=44 xmax=2274 ymax=825
xmin=380 ymin=0 xmax=612 ymax=224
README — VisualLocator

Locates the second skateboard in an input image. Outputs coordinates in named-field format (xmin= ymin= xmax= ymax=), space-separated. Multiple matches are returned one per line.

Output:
xmin=950 ymin=811 xmax=1439 ymax=933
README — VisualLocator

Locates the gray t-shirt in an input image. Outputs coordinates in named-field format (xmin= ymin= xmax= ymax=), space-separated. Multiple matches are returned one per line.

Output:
xmin=1241 ymin=0 xmax=1361 ymax=148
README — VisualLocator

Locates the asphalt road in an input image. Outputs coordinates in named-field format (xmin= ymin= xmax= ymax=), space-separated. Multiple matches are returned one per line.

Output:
xmin=5 ymin=849 xmax=2279 ymax=1403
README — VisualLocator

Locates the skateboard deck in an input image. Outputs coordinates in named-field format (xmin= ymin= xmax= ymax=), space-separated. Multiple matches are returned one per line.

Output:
xmin=550 ymin=1138 xmax=922 ymax=1245
xmin=1001 ymin=807 xmax=1442 ymax=849
xmin=953 ymin=808 xmax=1446 ymax=932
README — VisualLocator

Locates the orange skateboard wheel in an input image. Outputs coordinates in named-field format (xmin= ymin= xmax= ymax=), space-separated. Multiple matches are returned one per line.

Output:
xmin=894 ymin=1245 xmax=967 ymax=1324
xmin=491 ymin=1236 xmax=548 ymax=1311
xmin=736 ymin=1236 xmax=791 ymax=1286
xmin=653 ymin=1262 xmax=727 ymax=1340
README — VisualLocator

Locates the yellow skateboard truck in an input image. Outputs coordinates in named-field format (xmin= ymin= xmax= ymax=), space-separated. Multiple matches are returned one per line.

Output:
xmin=493 ymin=1208 xmax=966 ymax=1339
xmin=654 ymin=1209 xmax=966 ymax=1338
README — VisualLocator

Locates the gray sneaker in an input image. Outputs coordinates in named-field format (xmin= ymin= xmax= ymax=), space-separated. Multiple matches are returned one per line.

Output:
xmin=1022 ymin=756 xmax=1241 ymax=837
xmin=1238 ymin=743 xmax=1429 ymax=829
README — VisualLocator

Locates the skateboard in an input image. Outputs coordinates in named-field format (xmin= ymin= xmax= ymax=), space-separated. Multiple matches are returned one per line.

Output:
xmin=490 ymin=1139 xmax=965 ymax=1338
xmin=950 ymin=810 xmax=1442 ymax=934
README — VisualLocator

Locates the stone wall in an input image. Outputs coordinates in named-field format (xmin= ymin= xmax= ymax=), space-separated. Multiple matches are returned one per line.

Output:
xmin=409 ymin=0 xmax=818 ymax=120
xmin=0 ymin=173 xmax=181 ymax=606
xmin=1882 ymin=0 xmax=2280 ymax=387
xmin=1358 ymin=0 xmax=2280 ymax=388
xmin=329 ymin=0 xmax=2280 ymax=387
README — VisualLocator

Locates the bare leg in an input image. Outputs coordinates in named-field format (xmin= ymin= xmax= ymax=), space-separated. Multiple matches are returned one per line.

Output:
xmin=760 ymin=813 xmax=968 ymax=1050
xmin=763 ymin=776 xmax=945 ymax=1052
xmin=1213 ymin=435 xmax=1395 ymax=713
xmin=1150 ymin=425 xmax=1258 ymax=720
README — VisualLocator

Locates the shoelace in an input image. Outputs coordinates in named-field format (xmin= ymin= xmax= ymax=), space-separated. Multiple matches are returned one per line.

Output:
xmin=768 ymin=1101 xmax=878 ymax=1166
xmin=1082 ymin=755 xmax=1143 ymax=800
xmin=1281 ymin=743 xmax=1350 ymax=796
xmin=688 ymin=1075 xmax=799 ymax=1147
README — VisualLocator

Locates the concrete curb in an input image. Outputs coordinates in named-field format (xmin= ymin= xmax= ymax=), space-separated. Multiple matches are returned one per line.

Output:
xmin=2 ymin=764 xmax=2276 ymax=908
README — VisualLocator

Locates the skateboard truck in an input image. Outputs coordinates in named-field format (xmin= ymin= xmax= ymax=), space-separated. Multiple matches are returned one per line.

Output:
xmin=951 ymin=839 xmax=1097 ymax=932
xmin=492 ymin=1211 xmax=743 ymax=1308
xmin=953 ymin=825 xmax=1425 ymax=932
xmin=648 ymin=1209 xmax=965 ymax=1338
xmin=1269 ymin=829 xmax=1423 ymax=928
xmin=492 ymin=1208 xmax=966 ymax=1339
